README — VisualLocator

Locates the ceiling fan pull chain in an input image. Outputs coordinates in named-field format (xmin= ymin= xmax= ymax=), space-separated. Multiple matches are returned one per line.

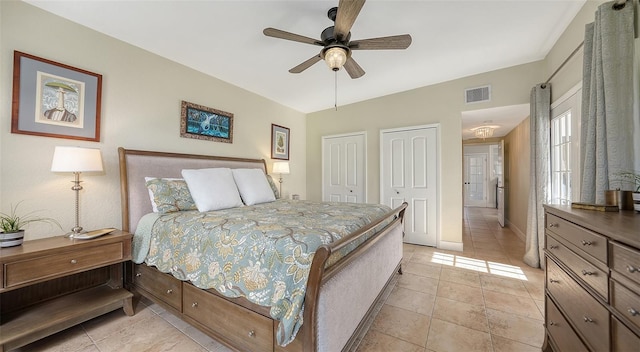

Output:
xmin=335 ymin=70 xmax=339 ymax=111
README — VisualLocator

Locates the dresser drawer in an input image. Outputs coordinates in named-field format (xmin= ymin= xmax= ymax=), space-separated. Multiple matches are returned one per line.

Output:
xmin=611 ymin=242 xmax=640 ymax=287
xmin=546 ymin=234 xmax=608 ymax=300
xmin=546 ymin=257 xmax=610 ymax=352
xmin=133 ymin=264 xmax=182 ymax=310
xmin=612 ymin=315 xmax=640 ymax=352
xmin=183 ymin=283 xmax=273 ymax=352
xmin=545 ymin=295 xmax=588 ymax=352
xmin=4 ymin=242 xmax=124 ymax=288
xmin=546 ymin=213 xmax=607 ymax=264
xmin=611 ymin=279 xmax=640 ymax=332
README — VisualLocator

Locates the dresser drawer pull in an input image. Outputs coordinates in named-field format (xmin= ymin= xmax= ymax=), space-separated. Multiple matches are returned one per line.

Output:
xmin=629 ymin=308 xmax=639 ymax=316
xmin=548 ymin=321 xmax=556 ymax=326
xmin=581 ymin=269 xmax=594 ymax=276
xmin=135 ymin=272 xmax=142 ymax=277
xmin=627 ymin=265 xmax=638 ymax=273
xmin=191 ymin=302 xmax=198 ymax=308
xmin=583 ymin=316 xmax=594 ymax=323
xmin=581 ymin=240 xmax=593 ymax=246
xmin=549 ymin=245 xmax=559 ymax=250
xmin=166 ymin=289 xmax=173 ymax=294
xmin=70 ymin=259 xmax=77 ymax=264
xmin=548 ymin=223 xmax=559 ymax=228
xmin=549 ymin=278 xmax=560 ymax=284
xmin=248 ymin=330 xmax=256 ymax=338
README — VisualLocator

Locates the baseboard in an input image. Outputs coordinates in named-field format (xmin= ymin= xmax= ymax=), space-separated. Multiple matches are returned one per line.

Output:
xmin=506 ymin=220 xmax=526 ymax=242
xmin=438 ymin=240 xmax=463 ymax=252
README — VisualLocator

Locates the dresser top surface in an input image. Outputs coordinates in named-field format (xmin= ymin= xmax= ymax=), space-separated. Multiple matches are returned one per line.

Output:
xmin=544 ymin=205 xmax=640 ymax=249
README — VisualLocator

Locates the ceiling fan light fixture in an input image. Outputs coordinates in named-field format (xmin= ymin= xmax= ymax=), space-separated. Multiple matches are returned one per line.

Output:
xmin=324 ymin=47 xmax=348 ymax=71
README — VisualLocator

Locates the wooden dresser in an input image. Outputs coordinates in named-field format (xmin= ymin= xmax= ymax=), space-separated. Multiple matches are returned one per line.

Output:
xmin=543 ymin=205 xmax=640 ymax=351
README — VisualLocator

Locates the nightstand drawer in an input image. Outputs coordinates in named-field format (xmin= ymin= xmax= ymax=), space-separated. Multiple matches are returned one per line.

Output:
xmin=4 ymin=242 xmax=124 ymax=288
xmin=546 ymin=213 xmax=607 ymax=264
xmin=133 ymin=264 xmax=182 ymax=310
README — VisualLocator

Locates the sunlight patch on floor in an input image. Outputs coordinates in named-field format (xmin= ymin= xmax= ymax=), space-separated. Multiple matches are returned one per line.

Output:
xmin=431 ymin=252 xmax=528 ymax=280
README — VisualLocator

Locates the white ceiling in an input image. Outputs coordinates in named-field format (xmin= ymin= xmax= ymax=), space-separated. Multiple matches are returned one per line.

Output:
xmin=25 ymin=0 xmax=585 ymax=128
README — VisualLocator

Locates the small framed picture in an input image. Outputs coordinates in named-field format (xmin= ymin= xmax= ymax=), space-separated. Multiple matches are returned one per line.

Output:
xmin=180 ymin=100 xmax=233 ymax=143
xmin=11 ymin=51 xmax=102 ymax=141
xmin=271 ymin=124 xmax=290 ymax=160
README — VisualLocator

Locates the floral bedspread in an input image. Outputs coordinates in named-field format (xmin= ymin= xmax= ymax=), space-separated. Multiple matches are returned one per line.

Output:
xmin=133 ymin=199 xmax=393 ymax=346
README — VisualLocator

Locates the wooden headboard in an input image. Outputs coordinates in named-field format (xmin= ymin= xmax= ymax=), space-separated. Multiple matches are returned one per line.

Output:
xmin=118 ymin=147 xmax=267 ymax=233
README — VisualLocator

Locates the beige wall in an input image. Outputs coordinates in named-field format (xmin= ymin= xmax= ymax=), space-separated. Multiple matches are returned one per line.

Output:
xmin=0 ymin=2 xmax=306 ymax=240
xmin=307 ymin=62 xmax=544 ymax=245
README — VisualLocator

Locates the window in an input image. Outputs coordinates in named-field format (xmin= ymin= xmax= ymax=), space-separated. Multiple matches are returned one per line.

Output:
xmin=550 ymin=85 xmax=581 ymax=205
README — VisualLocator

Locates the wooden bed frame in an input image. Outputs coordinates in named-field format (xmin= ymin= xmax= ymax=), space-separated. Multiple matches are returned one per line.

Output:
xmin=118 ymin=147 xmax=407 ymax=352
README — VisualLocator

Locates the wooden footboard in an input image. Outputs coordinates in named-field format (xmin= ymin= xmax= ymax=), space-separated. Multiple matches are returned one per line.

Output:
xmin=119 ymin=147 xmax=408 ymax=351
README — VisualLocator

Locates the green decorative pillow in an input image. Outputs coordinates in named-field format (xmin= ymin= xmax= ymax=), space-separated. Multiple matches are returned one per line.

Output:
xmin=266 ymin=174 xmax=280 ymax=199
xmin=145 ymin=177 xmax=197 ymax=213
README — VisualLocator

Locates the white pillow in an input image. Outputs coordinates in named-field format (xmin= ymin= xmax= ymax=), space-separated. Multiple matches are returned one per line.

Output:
xmin=232 ymin=168 xmax=276 ymax=205
xmin=181 ymin=168 xmax=243 ymax=211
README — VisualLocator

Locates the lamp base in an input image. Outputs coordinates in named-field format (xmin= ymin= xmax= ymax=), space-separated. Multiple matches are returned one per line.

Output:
xmin=66 ymin=227 xmax=85 ymax=238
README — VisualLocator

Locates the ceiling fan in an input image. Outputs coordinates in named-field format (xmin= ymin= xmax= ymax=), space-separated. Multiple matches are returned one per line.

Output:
xmin=263 ymin=0 xmax=412 ymax=79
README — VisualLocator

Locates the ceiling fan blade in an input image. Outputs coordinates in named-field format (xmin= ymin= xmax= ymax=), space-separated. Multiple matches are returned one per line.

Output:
xmin=334 ymin=0 xmax=365 ymax=42
xmin=350 ymin=34 xmax=412 ymax=50
xmin=263 ymin=28 xmax=323 ymax=46
xmin=289 ymin=54 xmax=322 ymax=73
xmin=343 ymin=57 xmax=365 ymax=79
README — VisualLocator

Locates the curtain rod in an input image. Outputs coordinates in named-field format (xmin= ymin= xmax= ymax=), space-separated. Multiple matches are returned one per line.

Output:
xmin=542 ymin=0 xmax=634 ymax=88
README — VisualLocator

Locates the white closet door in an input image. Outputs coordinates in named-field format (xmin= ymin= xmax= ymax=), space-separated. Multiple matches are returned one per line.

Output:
xmin=381 ymin=126 xmax=438 ymax=246
xmin=322 ymin=133 xmax=366 ymax=203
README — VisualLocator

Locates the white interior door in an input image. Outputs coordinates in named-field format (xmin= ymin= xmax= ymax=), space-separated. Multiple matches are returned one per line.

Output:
xmin=381 ymin=126 xmax=438 ymax=246
xmin=464 ymin=153 xmax=488 ymax=207
xmin=496 ymin=141 xmax=505 ymax=226
xmin=322 ymin=133 xmax=366 ymax=203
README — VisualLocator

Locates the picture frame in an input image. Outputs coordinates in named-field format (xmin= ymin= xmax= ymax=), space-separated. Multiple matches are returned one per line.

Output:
xmin=180 ymin=100 xmax=233 ymax=143
xmin=11 ymin=51 xmax=102 ymax=142
xmin=271 ymin=124 xmax=290 ymax=160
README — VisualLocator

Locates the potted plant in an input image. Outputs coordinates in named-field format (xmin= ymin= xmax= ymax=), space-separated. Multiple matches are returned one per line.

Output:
xmin=615 ymin=171 xmax=640 ymax=213
xmin=0 ymin=202 xmax=61 ymax=247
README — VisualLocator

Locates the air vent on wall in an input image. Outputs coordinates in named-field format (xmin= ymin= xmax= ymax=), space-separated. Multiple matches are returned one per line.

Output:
xmin=465 ymin=85 xmax=491 ymax=104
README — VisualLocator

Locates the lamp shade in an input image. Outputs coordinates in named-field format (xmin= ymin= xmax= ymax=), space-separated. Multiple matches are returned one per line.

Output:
xmin=272 ymin=161 xmax=290 ymax=174
xmin=51 ymin=146 xmax=104 ymax=172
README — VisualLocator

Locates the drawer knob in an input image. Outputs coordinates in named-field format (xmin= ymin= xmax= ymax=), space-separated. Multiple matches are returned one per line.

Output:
xmin=549 ymin=279 xmax=560 ymax=284
xmin=549 ymin=245 xmax=559 ymax=250
xmin=248 ymin=330 xmax=256 ymax=338
xmin=583 ymin=316 xmax=594 ymax=323
xmin=70 ymin=259 xmax=77 ymax=264
xmin=627 ymin=265 xmax=638 ymax=273
xmin=135 ymin=272 xmax=142 ymax=277
xmin=166 ymin=289 xmax=173 ymax=294
xmin=548 ymin=223 xmax=559 ymax=228
xmin=548 ymin=321 xmax=556 ymax=326
xmin=581 ymin=270 xmax=594 ymax=276
xmin=629 ymin=308 xmax=639 ymax=316
xmin=192 ymin=302 xmax=198 ymax=308
xmin=581 ymin=240 xmax=593 ymax=246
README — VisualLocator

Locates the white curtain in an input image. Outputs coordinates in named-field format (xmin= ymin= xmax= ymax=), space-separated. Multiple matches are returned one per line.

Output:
xmin=524 ymin=84 xmax=551 ymax=269
xmin=580 ymin=0 xmax=637 ymax=202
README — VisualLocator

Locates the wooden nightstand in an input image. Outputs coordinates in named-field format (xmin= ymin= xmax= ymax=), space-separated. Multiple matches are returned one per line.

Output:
xmin=0 ymin=230 xmax=134 ymax=352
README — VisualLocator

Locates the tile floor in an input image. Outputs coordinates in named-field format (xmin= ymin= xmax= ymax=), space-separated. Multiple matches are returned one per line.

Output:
xmin=14 ymin=207 xmax=545 ymax=352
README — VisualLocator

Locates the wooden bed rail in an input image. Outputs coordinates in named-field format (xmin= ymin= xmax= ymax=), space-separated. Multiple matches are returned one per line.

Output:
xmin=302 ymin=202 xmax=408 ymax=351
